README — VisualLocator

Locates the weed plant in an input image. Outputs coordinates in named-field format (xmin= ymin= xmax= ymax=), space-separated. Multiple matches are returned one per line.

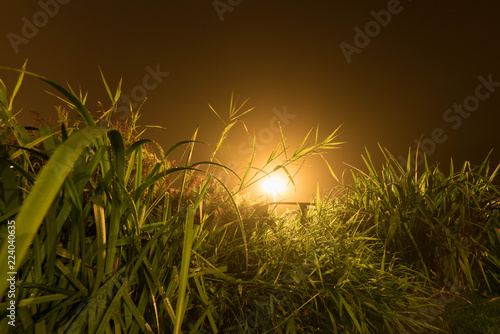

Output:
xmin=0 ymin=64 xmax=499 ymax=333
xmin=339 ymin=146 xmax=500 ymax=293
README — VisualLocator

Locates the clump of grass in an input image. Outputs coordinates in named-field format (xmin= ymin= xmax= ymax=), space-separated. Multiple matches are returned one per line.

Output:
xmin=339 ymin=145 xmax=500 ymax=293
xmin=207 ymin=194 xmax=441 ymax=333
xmin=0 ymin=63 xmax=342 ymax=333
xmin=0 ymin=63 xmax=213 ymax=333
xmin=2 ymin=63 xmax=499 ymax=333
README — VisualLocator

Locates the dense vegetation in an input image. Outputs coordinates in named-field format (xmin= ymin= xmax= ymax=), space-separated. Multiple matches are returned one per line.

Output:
xmin=1 ymin=64 xmax=499 ymax=333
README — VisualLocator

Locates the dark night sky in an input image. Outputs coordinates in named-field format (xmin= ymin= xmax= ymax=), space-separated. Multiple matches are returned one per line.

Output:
xmin=2 ymin=1 xmax=500 ymax=201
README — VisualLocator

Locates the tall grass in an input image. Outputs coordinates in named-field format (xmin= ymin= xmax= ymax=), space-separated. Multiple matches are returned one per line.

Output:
xmin=207 ymin=196 xmax=441 ymax=333
xmin=0 ymin=64 xmax=342 ymax=332
xmin=340 ymin=145 xmax=500 ymax=292
xmin=1 ymin=64 xmax=499 ymax=333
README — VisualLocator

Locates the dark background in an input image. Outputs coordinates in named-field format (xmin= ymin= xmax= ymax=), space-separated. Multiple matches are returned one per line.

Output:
xmin=2 ymin=0 xmax=500 ymax=201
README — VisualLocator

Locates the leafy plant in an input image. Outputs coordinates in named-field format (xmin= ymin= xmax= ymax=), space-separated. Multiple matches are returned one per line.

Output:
xmin=339 ymin=145 xmax=500 ymax=292
xmin=0 ymin=64 xmax=342 ymax=333
xmin=2 ymin=63 xmax=498 ymax=333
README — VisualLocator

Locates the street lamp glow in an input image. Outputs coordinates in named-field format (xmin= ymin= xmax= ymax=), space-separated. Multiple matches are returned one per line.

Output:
xmin=262 ymin=177 xmax=286 ymax=197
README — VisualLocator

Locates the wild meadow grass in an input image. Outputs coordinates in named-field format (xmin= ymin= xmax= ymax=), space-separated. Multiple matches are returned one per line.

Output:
xmin=0 ymin=64 xmax=499 ymax=333
xmin=340 ymin=146 xmax=500 ymax=292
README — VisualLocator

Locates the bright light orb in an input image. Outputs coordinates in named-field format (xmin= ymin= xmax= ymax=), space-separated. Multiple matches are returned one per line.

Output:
xmin=262 ymin=177 xmax=286 ymax=196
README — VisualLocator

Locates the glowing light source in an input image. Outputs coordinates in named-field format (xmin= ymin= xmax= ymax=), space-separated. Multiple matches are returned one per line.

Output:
xmin=262 ymin=177 xmax=286 ymax=197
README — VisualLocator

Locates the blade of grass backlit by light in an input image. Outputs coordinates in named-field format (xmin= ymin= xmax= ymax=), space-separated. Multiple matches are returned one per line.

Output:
xmin=213 ymin=176 xmax=249 ymax=272
xmin=239 ymin=135 xmax=256 ymax=189
xmin=7 ymin=60 xmax=27 ymax=111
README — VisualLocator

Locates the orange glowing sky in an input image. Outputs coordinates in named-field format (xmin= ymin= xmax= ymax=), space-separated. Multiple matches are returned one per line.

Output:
xmin=2 ymin=1 xmax=500 ymax=201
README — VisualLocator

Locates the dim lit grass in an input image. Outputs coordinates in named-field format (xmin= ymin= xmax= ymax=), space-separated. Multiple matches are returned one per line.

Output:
xmin=339 ymin=145 xmax=500 ymax=292
xmin=0 ymin=64 xmax=499 ymax=333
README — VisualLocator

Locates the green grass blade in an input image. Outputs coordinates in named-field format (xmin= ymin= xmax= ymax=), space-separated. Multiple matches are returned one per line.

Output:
xmin=8 ymin=59 xmax=28 ymax=111
xmin=92 ymin=196 xmax=106 ymax=294
xmin=0 ymin=78 xmax=7 ymax=110
xmin=98 ymin=66 xmax=114 ymax=103
xmin=174 ymin=205 xmax=195 ymax=333
xmin=105 ymin=196 xmax=121 ymax=276
xmin=107 ymin=130 xmax=125 ymax=184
